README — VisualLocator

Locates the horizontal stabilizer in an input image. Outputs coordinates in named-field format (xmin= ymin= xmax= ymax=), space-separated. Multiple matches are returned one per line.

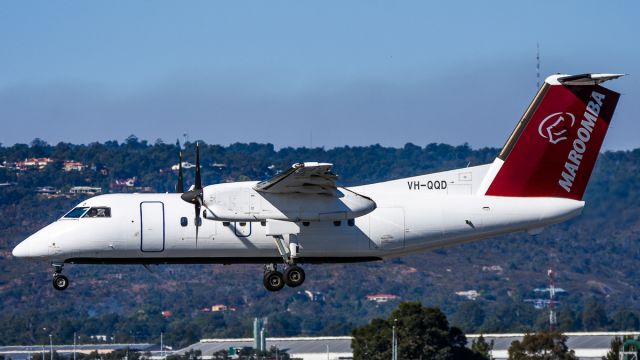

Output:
xmin=552 ymin=73 xmax=624 ymax=86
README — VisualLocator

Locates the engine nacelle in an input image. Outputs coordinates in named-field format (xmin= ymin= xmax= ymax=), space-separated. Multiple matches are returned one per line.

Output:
xmin=202 ymin=182 xmax=376 ymax=222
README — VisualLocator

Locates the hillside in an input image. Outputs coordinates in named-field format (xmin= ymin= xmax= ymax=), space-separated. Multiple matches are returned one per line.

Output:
xmin=1 ymin=138 xmax=639 ymax=348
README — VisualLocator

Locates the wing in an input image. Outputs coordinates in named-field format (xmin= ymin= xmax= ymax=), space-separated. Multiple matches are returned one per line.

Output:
xmin=253 ymin=162 xmax=338 ymax=196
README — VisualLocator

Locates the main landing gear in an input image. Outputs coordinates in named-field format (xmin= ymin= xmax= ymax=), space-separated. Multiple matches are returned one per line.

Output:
xmin=263 ymin=263 xmax=306 ymax=292
xmin=263 ymin=231 xmax=307 ymax=292
xmin=52 ymin=263 xmax=69 ymax=291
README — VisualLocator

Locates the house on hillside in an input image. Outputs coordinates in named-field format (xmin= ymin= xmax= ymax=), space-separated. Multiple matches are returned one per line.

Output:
xmin=366 ymin=294 xmax=400 ymax=303
xmin=63 ymin=160 xmax=86 ymax=172
xmin=69 ymin=186 xmax=102 ymax=195
xmin=15 ymin=158 xmax=54 ymax=170
xmin=456 ymin=290 xmax=480 ymax=301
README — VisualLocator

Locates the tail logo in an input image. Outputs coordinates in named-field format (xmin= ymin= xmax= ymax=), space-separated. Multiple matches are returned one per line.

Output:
xmin=538 ymin=112 xmax=576 ymax=144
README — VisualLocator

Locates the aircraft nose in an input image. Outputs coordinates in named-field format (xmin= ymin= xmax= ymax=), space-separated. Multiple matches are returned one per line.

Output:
xmin=12 ymin=241 xmax=31 ymax=258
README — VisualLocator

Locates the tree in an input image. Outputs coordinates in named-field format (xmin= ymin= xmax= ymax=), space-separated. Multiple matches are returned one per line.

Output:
xmin=557 ymin=308 xmax=582 ymax=332
xmin=611 ymin=310 xmax=640 ymax=331
xmin=352 ymin=301 xmax=488 ymax=360
xmin=472 ymin=334 xmax=494 ymax=360
xmin=451 ymin=301 xmax=486 ymax=332
xmin=508 ymin=332 xmax=577 ymax=360
xmin=582 ymin=299 xmax=609 ymax=331
xmin=602 ymin=336 xmax=624 ymax=360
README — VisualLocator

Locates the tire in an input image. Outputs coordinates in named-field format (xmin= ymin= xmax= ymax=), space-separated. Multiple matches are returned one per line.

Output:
xmin=52 ymin=275 xmax=69 ymax=291
xmin=263 ymin=271 xmax=285 ymax=292
xmin=284 ymin=266 xmax=305 ymax=288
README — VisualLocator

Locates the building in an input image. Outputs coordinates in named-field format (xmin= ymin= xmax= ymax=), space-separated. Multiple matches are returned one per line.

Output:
xmin=2 ymin=332 xmax=636 ymax=360
xmin=365 ymin=294 xmax=400 ymax=303
xmin=171 ymin=162 xmax=195 ymax=171
xmin=177 ymin=332 xmax=640 ymax=360
xmin=63 ymin=160 xmax=86 ymax=172
xmin=469 ymin=332 xmax=640 ymax=359
xmin=0 ymin=343 xmax=155 ymax=360
xmin=69 ymin=186 xmax=102 ymax=195
xmin=211 ymin=304 xmax=227 ymax=312
xmin=456 ymin=290 xmax=481 ymax=300
xmin=14 ymin=157 xmax=54 ymax=170
xmin=180 ymin=336 xmax=353 ymax=360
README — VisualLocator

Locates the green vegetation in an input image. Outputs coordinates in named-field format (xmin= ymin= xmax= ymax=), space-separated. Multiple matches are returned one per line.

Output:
xmin=1 ymin=138 xmax=640 ymax=347
xmin=352 ymin=301 xmax=488 ymax=359
xmin=507 ymin=332 xmax=577 ymax=359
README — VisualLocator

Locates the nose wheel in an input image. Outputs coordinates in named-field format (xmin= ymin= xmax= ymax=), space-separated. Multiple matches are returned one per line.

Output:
xmin=52 ymin=274 xmax=69 ymax=291
xmin=51 ymin=263 xmax=69 ymax=291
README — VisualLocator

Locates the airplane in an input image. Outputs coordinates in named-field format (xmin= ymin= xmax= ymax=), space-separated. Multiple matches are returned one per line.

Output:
xmin=12 ymin=73 xmax=623 ymax=292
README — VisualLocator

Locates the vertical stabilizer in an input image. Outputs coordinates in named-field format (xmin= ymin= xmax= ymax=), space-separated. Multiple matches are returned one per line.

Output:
xmin=485 ymin=73 xmax=622 ymax=200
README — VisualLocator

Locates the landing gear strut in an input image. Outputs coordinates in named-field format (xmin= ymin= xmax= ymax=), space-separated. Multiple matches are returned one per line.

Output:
xmin=51 ymin=263 xmax=69 ymax=291
xmin=263 ymin=223 xmax=306 ymax=292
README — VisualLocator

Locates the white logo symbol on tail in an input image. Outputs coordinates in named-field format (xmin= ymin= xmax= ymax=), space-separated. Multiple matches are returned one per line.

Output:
xmin=538 ymin=112 xmax=575 ymax=144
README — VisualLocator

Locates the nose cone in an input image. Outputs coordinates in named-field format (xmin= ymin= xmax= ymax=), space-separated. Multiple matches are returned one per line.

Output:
xmin=12 ymin=240 xmax=31 ymax=258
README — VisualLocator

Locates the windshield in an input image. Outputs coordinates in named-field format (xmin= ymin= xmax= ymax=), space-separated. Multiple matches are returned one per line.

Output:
xmin=83 ymin=207 xmax=111 ymax=218
xmin=63 ymin=207 xmax=89 ymax=219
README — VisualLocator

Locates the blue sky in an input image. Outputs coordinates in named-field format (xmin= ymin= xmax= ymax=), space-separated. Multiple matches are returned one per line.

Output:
xmin=1 ymin=1 xmax=638 ymax=149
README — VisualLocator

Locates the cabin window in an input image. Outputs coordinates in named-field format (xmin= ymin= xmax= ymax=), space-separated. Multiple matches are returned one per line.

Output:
xmin=222 ymin=221 xmax=230 ymax=226
xmin=333 ymin=220 xmax=341 ymax=227
xmin=239 ymin=222 xmax=246 ymax=227
xmin=180 ymin=217 xmax=188 ymax=227
xmin=83 ymin=207 xmax=111 ymax=218
xmin=260 ymin=221 xmax=266 ymax=226
xmin=302 ymin=221 xmax=310 ymax=227
xmin=347 ymin=219 xmax=355 ymax=226
xmin=63 ymin=207 xmax=88 ymax=218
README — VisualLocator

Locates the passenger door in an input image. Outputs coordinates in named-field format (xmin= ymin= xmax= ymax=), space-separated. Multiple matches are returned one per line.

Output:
xmin=140 ymin=202 xmax=165 ymax=252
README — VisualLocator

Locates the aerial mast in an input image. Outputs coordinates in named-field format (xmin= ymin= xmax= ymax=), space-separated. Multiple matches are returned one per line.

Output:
xmin=536 ymin=42 xmax=541 ymax=89
xmin=548 ymin=268 xmax=557 ymax=332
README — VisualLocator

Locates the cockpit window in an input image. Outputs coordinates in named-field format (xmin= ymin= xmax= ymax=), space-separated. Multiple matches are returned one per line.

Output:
xmin=83 ymin=207 xmax=111 ymax=218
xmin=63 ymin=207 xmax=89 ymax=218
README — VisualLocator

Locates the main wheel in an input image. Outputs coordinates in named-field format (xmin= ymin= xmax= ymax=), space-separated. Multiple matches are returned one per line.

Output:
xmin=52 ymin=275 xmax=69 ymax=291
xmin=284 ymin=266 xmax=305 ymax=288
xmin=263 ymin=271 xmax=285 ymax=292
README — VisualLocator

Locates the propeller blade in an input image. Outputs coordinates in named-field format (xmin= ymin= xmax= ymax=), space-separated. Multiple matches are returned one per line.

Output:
xmin=195 ymin=198 xmax=201 ymax=241
xmin=195 ymin=142 xmax=202 ymax=190
xmin=178 ymin=142 xmax=204 ymax=241
xmin=176 ymin=151 xmax=184 ymax=193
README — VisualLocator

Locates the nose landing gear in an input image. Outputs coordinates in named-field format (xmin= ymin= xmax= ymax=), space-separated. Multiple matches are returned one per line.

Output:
xmin=52 ymin=263 xmax=69 ymax=291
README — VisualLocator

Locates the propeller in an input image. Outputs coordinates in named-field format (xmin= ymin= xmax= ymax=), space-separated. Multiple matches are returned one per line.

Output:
xmin=176 ymin=151 xmax=184 ymax=193
xmin=180 ymin=143 xmax=203 ymax=240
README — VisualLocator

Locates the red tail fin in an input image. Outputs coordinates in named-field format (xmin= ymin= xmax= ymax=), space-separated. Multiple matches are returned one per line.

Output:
xmin=485 ymin=73 xmax=622 ymax=200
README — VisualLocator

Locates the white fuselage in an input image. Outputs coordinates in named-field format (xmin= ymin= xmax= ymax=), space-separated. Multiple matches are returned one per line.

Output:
xmin=13 ymin=163 xmax=584 ymax=264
